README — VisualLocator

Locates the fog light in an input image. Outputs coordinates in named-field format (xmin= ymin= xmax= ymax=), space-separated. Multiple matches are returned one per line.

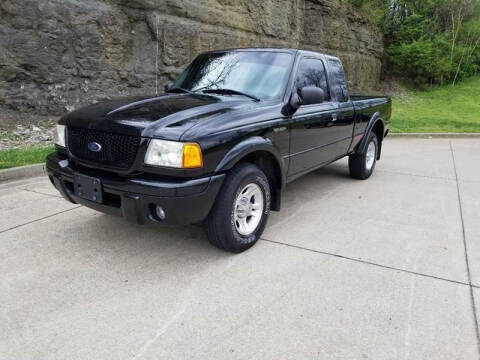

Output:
xmin=155 ymin=206 xmax=166 ymax=220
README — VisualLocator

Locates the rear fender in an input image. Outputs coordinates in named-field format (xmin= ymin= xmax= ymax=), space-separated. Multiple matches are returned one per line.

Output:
xmin=356 ymin=113 xmax=385 ymax=160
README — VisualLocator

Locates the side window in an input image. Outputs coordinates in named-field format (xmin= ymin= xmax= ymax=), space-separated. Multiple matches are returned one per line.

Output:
xmin=295 ymin=58 xmax=330 ymax=101
xmin=326 ymin=58 xmax=349 ymax=102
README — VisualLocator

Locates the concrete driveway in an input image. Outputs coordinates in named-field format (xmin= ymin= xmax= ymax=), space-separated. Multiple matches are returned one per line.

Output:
xmin=1 ymin=137 xmax=479 ymax=359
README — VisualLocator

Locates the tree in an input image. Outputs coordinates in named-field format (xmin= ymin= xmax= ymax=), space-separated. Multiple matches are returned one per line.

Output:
xmin=348 ymin=0 xmax=480 ymax=86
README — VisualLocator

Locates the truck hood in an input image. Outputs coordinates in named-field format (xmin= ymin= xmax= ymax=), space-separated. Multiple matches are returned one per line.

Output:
xmin=62 ymin=94 xmax=269 ymax=140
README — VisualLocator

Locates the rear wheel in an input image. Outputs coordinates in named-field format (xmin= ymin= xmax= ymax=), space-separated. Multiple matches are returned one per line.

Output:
xmin=349 ymin=132 xmax=378 ymax=180
xmin=206 ymin=163 xmax=271 ymax=253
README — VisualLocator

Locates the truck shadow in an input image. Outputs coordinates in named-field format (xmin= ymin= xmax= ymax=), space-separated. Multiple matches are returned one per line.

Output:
xmin=73 ymin=161 xmax=354 ymax=258
xmin=282 ymin=161 xmax=354 ymax=199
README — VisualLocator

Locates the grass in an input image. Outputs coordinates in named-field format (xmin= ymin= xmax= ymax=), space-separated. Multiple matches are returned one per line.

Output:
xmin=0 ymin=146 xmax=54 ymax=170
xmin=391 ymin=76 xmax=480 ymax=133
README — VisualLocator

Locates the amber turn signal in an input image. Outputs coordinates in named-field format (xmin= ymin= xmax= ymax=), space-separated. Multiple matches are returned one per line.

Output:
xmin=182 ymin=143 xmax=203 ymax=168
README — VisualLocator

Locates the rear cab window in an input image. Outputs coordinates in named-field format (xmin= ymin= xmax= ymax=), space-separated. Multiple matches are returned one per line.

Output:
xmin=326 ymin=57 xmax=349 ymax=102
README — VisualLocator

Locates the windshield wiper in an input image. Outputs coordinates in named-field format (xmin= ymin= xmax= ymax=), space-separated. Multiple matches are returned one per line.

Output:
xmin=166 ymin=87 xmax=196 ymax=95
xmin=202 ymin=88 xmax=260 ymax=102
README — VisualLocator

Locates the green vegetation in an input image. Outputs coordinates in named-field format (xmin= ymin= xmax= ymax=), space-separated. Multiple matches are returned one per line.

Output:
xmin=349 ymin=0 xmax=480 ymax=86
xmin=391 ymin=76 xmax=480 ymax=132
xmin=345 ymin=0 xmax=480 ymax=132
xmin=0 ymin=146 xmax=53 ymax=170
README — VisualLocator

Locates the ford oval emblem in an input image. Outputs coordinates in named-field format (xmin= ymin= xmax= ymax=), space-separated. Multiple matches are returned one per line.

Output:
xmin=88 ymin=142 xmax=102 ymax=152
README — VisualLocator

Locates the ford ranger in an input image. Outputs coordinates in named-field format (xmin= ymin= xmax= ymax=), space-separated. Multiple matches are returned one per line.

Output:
xmin=46 ymin=48 xmax=392 ymax=253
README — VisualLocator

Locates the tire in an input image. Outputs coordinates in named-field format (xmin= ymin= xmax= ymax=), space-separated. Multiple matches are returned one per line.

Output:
xmin=206 ymin=163 xmax=271 ymax=253
xmin=349 ymin=132 xmax=378 ymax=180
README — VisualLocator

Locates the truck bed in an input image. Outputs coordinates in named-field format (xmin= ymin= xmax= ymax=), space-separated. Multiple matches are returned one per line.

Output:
xmin=350 ymin=95 xmax=390 ymax=101
xmin=350 ymin=95 xmax=392 ymax=139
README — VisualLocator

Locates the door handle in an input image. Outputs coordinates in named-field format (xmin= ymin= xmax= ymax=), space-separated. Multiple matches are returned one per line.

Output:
xmin=326 ymin=114 xmax=337 ymax=127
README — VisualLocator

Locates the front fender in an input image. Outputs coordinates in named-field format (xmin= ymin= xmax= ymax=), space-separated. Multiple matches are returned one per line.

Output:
xmin=215 ymin=136 xmax=287 ymax=188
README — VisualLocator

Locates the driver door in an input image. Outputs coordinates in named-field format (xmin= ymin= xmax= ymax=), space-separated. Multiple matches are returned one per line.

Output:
xmin=288 ymin=57 xmax=339 ymax=177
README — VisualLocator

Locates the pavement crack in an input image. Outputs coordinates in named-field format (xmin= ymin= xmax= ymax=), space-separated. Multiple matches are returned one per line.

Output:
xmin=403 ymin=272 xmax=417 ymax=360
xmin=0 ymin=206 xmax=82 ymax=234
xmin=131 ymin=305 xmax=187 ymax=360
xmin=260 ymin=237 xmax=472 ymax=288
xmin=450 ymin=140 xmax=480 ymax=357
xmin=377 ymin=169 xmax=456 ymax=181
xmin=22 ymin=188 xmax=61 ymax=198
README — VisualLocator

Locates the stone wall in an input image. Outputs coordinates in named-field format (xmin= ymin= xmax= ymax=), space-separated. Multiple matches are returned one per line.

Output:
xmin=0 ymin=0 xmax=383 ymax=126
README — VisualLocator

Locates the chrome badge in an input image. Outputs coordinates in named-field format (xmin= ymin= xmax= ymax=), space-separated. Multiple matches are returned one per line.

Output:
xmin=87 ymin=142 xmax=102 ymax=152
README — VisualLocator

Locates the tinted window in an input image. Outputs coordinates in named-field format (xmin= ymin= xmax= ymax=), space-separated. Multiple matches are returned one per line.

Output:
xmin=174 ymin=51 xmax=293 ymax=100
xmin=327 ymin=58 xmax=348 ymax=102
xmin=295 ymin=58 xmax=329 ymax=100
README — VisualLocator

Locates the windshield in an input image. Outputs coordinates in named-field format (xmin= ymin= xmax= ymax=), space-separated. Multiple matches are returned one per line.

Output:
xmin=173 ymin=51 xmax=294 ymax=100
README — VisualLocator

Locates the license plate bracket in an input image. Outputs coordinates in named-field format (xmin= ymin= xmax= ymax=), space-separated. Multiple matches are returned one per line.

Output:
xmin=73 ymin=173 xmax=103 ymax=203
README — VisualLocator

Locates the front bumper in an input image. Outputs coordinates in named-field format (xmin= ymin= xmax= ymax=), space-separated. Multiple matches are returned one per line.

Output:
xmin=45 ymin=153 xmax=225 ymax=225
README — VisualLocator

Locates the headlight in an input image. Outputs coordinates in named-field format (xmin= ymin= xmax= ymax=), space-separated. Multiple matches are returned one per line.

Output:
xmin=144 ymin=139 xmax=203 ymax=168
xmin=53 ymin=124 xmax=66 ymax=147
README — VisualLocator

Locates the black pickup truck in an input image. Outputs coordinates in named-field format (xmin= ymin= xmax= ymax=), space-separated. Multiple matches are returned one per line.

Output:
xmin=47 ymin=48 xmax=391 ymax=253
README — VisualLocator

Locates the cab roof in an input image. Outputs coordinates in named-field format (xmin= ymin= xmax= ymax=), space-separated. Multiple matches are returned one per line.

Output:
xmin=202 ymin=47 xmax=340 ymax=61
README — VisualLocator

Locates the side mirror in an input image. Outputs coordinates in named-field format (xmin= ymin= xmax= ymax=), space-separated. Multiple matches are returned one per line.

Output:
xmin=282 ymin=86 xmax=325 ymax=116
xmin=164 ymin=82 xmax=174 ymax=92
xmin=299 ymin=86 xmax=325 ymax=105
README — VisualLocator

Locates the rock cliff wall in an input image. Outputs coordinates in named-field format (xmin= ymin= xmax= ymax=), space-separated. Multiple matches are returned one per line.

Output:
xmin=0 ymin=0 xmax=383 ymax=126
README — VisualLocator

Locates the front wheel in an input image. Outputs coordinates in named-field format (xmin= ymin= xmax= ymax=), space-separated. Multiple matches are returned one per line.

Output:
xmin=206 ymin=163 xmax=271 ymax=253
xmin=349 ymin=133 xmax=378 ymax=180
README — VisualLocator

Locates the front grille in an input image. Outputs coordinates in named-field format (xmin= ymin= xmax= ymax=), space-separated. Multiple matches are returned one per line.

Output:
xmin=68 ymin=127 xmax=140 ymax=169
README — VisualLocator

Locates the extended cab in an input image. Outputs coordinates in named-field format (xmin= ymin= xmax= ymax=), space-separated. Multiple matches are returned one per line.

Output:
xmin=46 ymin=48 xmax=391 ymax=253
